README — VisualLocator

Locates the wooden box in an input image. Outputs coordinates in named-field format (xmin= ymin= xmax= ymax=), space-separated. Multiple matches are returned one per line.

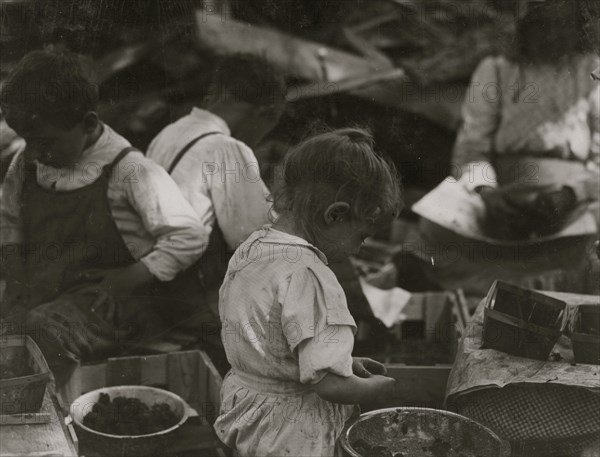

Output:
xmin=59 ymin=350 xmax=226 ymax=457
xmin=1 ymin=335 xmax=51 ymax=415
xmin=361 ymin=291 xmax=468 ymax=412
xmin=371 ymin=291 xmax=470 ymax=366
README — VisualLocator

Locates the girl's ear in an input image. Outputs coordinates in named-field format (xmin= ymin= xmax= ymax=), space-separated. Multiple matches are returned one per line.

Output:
xmin=324 ymin=202 xmax=350 ymax=224
xmin=82 ymin=111 xmax=99 ymax=133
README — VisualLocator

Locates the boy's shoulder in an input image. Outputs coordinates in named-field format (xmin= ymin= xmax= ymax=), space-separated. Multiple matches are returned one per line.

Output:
xmin=110 ymin=148 xmax=169 ymax=184
xmin=194 ymin=131 xmax=251 ymax=157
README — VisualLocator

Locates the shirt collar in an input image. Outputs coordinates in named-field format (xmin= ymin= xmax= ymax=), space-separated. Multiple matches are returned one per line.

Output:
xmin=190 ymin=107 xmax=231 ymax=136
xmin=36 ymin=123 xmax=129 ymax=175
xmin=79 ymin=122 xmax=112 ymax=162
xmin=255 ymin=225 xmax=329 ymax=265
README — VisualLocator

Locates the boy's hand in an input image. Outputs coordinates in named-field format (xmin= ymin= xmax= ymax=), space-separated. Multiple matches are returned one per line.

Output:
xmin=352 ymin=357 xmax=387 ymax=378
xmin=77 ymin=262 xmax=154 ymax=313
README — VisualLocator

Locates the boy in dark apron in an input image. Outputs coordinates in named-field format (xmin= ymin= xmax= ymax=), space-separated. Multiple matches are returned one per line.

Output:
xmin=0 ymin=50 xmax=206 ymax=387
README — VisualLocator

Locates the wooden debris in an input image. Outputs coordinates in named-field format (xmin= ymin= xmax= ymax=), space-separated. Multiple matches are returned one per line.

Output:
xmin=288 ymin=68 xmax=407 ymax=101
xmin=195 ymin=7 xmax=463 ymax=129
xmin=341 ymin=27 xmax=394 ymax=69
xmin=195 ymin=8 xmax=381 ymax=83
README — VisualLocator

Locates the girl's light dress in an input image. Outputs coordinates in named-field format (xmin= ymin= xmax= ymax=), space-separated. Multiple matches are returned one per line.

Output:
xmin=214 ymin=226 xmax=358 ymax=457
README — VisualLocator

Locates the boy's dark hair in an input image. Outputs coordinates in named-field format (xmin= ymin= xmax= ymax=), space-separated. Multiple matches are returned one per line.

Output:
xmin=272 ymin=127 xmax=403 ymax=244
xmin=0 ymin=50 xmax=99 ymax=130
xmin=207 ymin=53 xmax=286 ymax=115
xmin=512 ymin=0 xmax=595 ymax=64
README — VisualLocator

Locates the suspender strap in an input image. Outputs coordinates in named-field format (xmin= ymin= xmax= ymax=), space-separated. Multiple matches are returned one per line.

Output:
xmin=167 ymin=131 xmax=221 ymax=174
xmin=104 ymin=146 xmax=139 ymax=175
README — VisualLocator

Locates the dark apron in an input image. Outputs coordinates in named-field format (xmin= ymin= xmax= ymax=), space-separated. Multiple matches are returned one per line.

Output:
xmin=20 ymin=148 xmax=138 ymax=307
xmin=154 ymin=132 xmax=233 ymax=343
xmin=5 ymin=147 xmax=155 ymax=384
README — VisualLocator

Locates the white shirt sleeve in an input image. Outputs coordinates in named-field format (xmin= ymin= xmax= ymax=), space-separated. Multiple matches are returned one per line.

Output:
xmin=453 ymin=56 xmax=501 ymax=191
xmin=571 ymin=75 xmax=600 ymax=203
xmin=280 ymin=267 xmax=355 ymax=385
xmin=116 ymin=155 xmax=208 ymax=281
xmin=207 ymin=141 xmax=272 ymax=250
xmin=0 ymin=149 xmax=25 ymax=247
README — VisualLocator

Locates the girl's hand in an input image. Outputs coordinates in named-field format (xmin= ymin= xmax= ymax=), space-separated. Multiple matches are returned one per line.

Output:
xmin=352 ymin=357 xmax=387 ymax=378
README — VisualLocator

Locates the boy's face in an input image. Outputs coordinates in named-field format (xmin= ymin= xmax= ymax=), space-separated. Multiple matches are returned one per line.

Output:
xmin=6 ymin=113 xmax=91 ymax=168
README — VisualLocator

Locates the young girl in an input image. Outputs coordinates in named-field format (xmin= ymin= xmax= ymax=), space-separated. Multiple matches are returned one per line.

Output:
xmin=214 ymin=128 xmax=402 ymax=456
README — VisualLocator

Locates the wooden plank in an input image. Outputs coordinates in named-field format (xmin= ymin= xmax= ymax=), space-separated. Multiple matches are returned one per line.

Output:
xmin=387 ymin=0 xmax=455 ymax=45
xmin=50 ymin=388 xmax=78 ymax=457
xmin=0 ymin=412 xmax=51 ymax=425
xmin=167 ymin=351 xmax=201 ymax=410
xmin=165 ymin=419 xmax=223 ymax=454
xmin=196 ymin=350 xmax=209 ymax=413
xmin=72 ymin=363 xmax=105 ymax=401
xmin=352 ymin=12 xmax=400 ymax=34
xmin=199 ymin=351 xmax=222 ymax=424
xmin=139 ymin=354 xmax=169 ymax=387
xmin=288 ymin=68 xmax=407 ymax=101
xmin=106 ymin=356 xmax=141 ymax=386
xmin=195 ymin=8 xmax=380 ymax=83
xmin=138 ymin=340 xmax=183 ymax=354
xmin=382 ymin=364 xmax=452 ymax=409
xmin=424 ymin=292 xmax=452 ymax=342
xmin=0 ymin=389 xmax=77 ymax=457
xmin=57 ymin=364 xmax=81 ymax=411
xmin=453 ymin=289 xmax=471 ymax=334
xmin=342 ymin=27 xmax=394 ymax=69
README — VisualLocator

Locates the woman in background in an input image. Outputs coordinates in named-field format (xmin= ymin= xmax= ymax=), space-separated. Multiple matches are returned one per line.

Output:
xmin=453 ymin=0 xmax=599 ymax=239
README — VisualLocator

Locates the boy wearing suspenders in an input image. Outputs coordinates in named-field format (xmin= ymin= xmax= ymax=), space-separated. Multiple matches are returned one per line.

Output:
xmin=0 ymin=50 xmax=205 ymax=386
xmin=147 ymin=55 xmax=286 ymax=353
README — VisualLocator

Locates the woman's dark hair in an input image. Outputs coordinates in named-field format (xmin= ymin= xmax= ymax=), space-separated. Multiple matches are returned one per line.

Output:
xmin=272 ymin=128 xmax=403 ymax=244
xmin=511 ymin=0 xmax=596 ymax=64
xmin=0 ymin=50 xmax=99 ymax=129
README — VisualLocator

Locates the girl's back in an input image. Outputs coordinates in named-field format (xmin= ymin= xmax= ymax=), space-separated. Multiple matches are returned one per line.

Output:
xmin=216 ymin=227 xmax=358 ymax=456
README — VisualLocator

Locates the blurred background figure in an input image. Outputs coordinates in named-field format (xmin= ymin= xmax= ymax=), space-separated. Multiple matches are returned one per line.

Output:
xmin=453 ymin=0 xmax=599 ymax=240
xmin=412 ymin=0 xmax=600 ymax=298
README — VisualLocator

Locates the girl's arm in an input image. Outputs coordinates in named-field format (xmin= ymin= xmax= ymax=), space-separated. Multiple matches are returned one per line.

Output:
xmin=313 ymin=372 xmax=397 ymax=406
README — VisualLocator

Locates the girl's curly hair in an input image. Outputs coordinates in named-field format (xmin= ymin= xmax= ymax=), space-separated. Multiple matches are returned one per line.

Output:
xmin=272 ymin=127 xmax=402 ymax=244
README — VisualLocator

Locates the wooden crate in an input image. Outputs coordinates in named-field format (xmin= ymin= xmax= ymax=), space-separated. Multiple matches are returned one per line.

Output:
xmin=372 ymin=291 xmax=469 ymax=366
xmin=367 ymin=364 xmax=453 ymax=412
xmin=59 ymin=350 xmax=226 ymax=457
xmin=359 ymin=291 xmax=468 ymax=412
